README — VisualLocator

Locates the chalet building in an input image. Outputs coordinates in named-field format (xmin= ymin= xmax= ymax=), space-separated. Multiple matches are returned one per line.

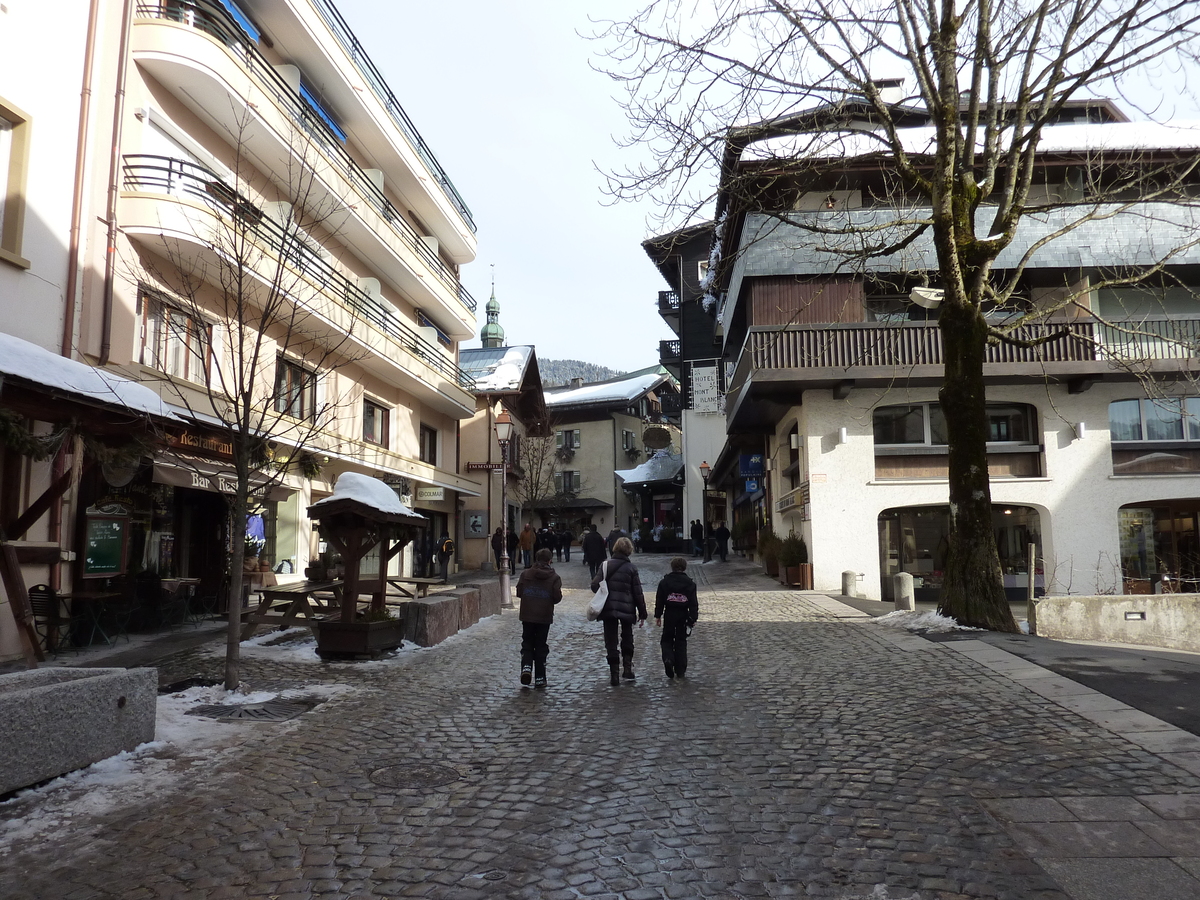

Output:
xmin=543 ymin=369 xmax=681 ymax=539
xmin=1 ymin=0 xmax=481 ymax=661
xmin=662 ymin=96 xmax=1200 ymax=602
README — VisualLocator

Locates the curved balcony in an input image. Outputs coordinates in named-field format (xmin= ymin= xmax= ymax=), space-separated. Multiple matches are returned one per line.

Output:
xmin=121 ymin=154 xmax=476 ymax=417
xmin=131 ymin=3 xmax=476 ymax=337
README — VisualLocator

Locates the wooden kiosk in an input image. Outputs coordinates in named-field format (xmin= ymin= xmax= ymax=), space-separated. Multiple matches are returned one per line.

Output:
xmin=307 ymin=473 xmax=428 ymax=659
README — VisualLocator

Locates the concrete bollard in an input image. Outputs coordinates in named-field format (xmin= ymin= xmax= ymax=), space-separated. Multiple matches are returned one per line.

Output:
xmin=893 ymin=572 xmax=915 ymax=610
xmin=842 ymin=570 xmax=858 ymax=598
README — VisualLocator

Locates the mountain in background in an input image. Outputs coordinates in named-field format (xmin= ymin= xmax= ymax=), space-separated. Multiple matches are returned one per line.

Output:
xmin=539 ymin=358 xmax=625 ymax=387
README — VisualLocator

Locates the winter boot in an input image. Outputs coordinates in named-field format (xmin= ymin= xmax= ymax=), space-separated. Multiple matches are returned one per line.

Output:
xmin=534 ymin=662 xmax=546 ymax=688
xmin=609 ymin=663 xmax=620 ymax=686
xmin=520 ymin=665 xmax=533 ymax=686
xmin=622 ymin=657 xmax=636 ymax=680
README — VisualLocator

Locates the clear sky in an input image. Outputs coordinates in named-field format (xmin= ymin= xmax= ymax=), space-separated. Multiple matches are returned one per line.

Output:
xmin=335 ymin=0 xmax=676 ymax=372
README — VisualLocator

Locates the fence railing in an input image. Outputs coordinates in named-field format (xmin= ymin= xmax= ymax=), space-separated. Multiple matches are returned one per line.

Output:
xmin=134 ymin=1 xmax=476 ymax=313
xmin=122 ymin=154 xmax=475 ymax=392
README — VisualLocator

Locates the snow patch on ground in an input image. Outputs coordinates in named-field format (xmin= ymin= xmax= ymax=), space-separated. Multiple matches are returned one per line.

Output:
xmin=871 ymin=609 xmax=983 ymax=633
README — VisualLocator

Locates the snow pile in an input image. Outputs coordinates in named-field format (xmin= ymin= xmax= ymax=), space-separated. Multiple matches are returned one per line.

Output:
xmin=0 ymin=331 xmax=176 ymax=419
xmin=309 ymin=471 xmax=420 ymax=517
xmin=870 ymin=609 xmax=982 ymax=633
xmin=472 ymin=347 xmax=529 ymax=391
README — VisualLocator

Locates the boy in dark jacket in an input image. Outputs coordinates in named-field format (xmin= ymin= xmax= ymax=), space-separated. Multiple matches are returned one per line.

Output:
xmin=654 ymin=556 xmax=699 ymax=679
xmin=516 ymin=548 xmax=563 ymax=687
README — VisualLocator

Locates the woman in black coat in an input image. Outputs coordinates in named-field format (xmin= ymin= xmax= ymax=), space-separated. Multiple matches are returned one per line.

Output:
xmin=581 ymin=526 xmax=608 ymax=578
xmin=590 ymin=537 xmax=647 ymax=685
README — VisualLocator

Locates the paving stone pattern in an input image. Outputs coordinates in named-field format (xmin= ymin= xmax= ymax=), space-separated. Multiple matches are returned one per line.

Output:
xmin=4 ymin=557 xmax=1200 ymax=899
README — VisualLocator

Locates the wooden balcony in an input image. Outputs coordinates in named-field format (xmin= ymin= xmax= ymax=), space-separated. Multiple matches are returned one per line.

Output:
xmin=726 ymin=319 xmax=1200 ymax=431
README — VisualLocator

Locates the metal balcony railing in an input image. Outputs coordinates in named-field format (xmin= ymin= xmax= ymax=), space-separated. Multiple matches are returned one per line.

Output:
xmin=730 ymin=319 xmax=1200 ymax=392
xmin=658 ymin=291 xmax=680 ymax=313
xmin=134 ymin=1 xmax=477 ymax=314
xmin=122 ymin=154 xmax=475 ymax=392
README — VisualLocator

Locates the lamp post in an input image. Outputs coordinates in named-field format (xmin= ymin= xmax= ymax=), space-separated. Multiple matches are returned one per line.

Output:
xmin=698 ymin=460 xmax=711 ymax=562
xmin=494 ymin=407 xmax=515 ymax=608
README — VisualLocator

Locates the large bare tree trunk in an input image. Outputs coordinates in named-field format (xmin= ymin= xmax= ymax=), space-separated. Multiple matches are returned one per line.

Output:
xmin=938 ymin=301 xmax=1018 ymax=632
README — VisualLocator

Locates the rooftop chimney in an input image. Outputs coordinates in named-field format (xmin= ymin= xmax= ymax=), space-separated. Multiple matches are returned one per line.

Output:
xmin=570 ymin=377 xmax=584 ymax=389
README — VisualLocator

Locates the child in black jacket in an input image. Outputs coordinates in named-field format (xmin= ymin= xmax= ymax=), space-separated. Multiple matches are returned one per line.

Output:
xmin=654 ymin=557 xmax=699 ymax=679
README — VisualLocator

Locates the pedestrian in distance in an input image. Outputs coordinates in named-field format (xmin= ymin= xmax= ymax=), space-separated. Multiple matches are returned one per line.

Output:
xmin=505 ymin=528 xmax=519 ymax=574
xmin=435 ymin=531 xmax=454 ymax=583
xmin=491 ymin=527 xmax=504 ymax=571
xmin=582 ymin=524 xmax=607 ymax=578
xmin=690 ymin=519 xmax=704 ymax=557
xmin=590 ymin=536 xmax=647 ymax=686
xmin=516 ymin=548 xmax=562 ymax=688
xmin=560 ymin=526 xmax=574 ymax=562
xmin=713 ymin=521 xmax=731 ymax=562
xmin=654 ymin=556 xmax=698 ymax=679
xmin=519 ymin=523 xmax=535 ymax=568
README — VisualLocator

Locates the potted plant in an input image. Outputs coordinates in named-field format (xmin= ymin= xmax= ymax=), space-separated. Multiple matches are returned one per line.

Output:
xmin=759 ymin=529 xmax=780 ymax=577
xmin=779 ymin=533 xmax=812 ymax=588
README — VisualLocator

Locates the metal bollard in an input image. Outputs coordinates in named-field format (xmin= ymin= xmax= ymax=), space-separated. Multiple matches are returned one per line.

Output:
xmin=893 ymin=572 xmax=915 ymax=610
xmin=841 ymin=570 xmax=857 ymax=597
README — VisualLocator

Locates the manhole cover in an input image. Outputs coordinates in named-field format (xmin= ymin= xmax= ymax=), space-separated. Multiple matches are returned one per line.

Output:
xmin=186 ymin=699 xmax=317 ymax=721
xmin=482 ymin=871 xmax=507 ymax=882
xmin=368 ymin=762 xmax=462 ymax=789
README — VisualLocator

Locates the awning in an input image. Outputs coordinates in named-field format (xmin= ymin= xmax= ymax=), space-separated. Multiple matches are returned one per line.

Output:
xmin=153 ymin=453 xmax=293 ymax=502
xmin=524 ymin=497 xmax=614 ymax=511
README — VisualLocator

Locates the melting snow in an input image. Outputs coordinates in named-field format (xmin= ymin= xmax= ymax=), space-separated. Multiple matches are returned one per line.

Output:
xmin=871 ymin=609 xmax=982 ymax=633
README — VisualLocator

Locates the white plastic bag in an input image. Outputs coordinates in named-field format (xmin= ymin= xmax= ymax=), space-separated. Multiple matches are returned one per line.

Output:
xmin=587 ymin=560 xmax=609 ymax=621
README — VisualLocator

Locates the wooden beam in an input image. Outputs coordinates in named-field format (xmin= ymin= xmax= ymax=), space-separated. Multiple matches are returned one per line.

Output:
xmin=3 ymin=459 xmax=90 ymax=539
xmin=0 ymin=538 xmax=44 ymax=667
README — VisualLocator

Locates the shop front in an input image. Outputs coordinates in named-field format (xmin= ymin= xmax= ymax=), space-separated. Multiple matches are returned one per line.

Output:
xmin=1118 ymin=500 xmax=1200 ymax=592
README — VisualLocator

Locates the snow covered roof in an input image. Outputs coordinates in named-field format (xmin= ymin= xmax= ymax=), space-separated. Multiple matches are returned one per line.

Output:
xmin=545 ymin=373 xmax=667 ymax=408
xmin=615 ymin=450 xmax=684 ymax=486
xmin=307 ymin=472 xmax=426 ymax=523
xmin=460 ymin=346 xmax=536 ymax=394
xmin=0 ymin=331 xmax=177 ymax=420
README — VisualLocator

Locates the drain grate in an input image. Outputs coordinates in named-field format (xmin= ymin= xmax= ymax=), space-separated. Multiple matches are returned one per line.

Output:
xmin=368 ymin=762 xmax=462 ymax=789
xmin=186 ymin=698 xmax=317 ymax=721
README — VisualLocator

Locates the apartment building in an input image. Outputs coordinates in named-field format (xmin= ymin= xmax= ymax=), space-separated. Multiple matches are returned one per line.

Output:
xmin=684 ymin=96 xmax=1200 ymax=602
xmin=1 ymin=0 xmax=482 ymax=660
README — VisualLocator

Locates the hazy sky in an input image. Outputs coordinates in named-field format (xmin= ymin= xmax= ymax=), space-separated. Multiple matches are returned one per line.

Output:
xmin=335 ymin=0 xmax=675 ymax=372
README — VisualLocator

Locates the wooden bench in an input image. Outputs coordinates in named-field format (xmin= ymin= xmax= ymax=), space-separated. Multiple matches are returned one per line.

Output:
xmin=240 ymin=580 xmax=343 ymax=639
xmin=385 ymin=576 xmax=445 ymax=599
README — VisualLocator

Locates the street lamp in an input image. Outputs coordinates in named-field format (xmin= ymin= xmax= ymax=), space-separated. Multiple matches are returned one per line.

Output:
xmin=494 ymin=407 xmax=515 ymax=608
xmin=698 ymin=460 xmax=711 ymax=562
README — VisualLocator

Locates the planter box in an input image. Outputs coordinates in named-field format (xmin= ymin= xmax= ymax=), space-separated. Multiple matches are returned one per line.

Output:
xmin=0 ymin=667 xmax=157 ymax=795
xmin=783 ymin=564 xmax=813 ymax=589
xmin=764 ymin=559 xmax=779 ymax=578
xmin=315 ymin=617 xmax=403 ymax=659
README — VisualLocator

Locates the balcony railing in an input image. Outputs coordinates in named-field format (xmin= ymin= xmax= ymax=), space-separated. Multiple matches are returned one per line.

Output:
xmin=732 ymin=319 xmax=1200 ymax=389
xmin=134 ymin=1 xmax=476 ymax=314
xmin=660 ymin=339 xmax=682 ymax=363
xmin=658 ymin=291 xmax=680 ymax=313
xmin=122 ymin=154 xmax=475 ymax=392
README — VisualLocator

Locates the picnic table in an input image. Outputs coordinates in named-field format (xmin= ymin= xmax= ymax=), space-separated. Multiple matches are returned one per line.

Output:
xmin=240 ymin=580 xmax=343 ymax=639
xmin=385 ymin=576 xmax=445 ymax=599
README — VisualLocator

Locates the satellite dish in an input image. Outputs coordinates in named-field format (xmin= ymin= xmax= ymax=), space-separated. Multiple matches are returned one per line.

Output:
xmin=643 ymin=426 xmax=672 ymax=449
xmin=909 ymin=287 xmax=945 ymax=309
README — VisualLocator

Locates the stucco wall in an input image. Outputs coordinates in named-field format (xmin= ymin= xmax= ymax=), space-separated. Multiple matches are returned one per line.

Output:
xmin=1035 ymin=593 xmax=1200 ymax=653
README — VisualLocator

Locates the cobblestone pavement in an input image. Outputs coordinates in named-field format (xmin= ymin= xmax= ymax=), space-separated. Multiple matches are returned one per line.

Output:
xmin=5 ymin=555 xmax=1200 ymax=899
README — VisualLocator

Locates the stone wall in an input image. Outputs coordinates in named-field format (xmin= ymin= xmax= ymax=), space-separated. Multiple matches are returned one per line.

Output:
xmin=1034 ymin=594 xmax=1200 ymax=653
xmin=396 ymin=582 xmax=503 ymax=647
xmin=0 ymin=667 xmax=157 ymax=795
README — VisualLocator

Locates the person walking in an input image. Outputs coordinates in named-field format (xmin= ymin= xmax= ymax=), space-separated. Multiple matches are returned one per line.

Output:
xmin=505 ymin=528 xmax=519 ymax=574
xmin=690 ymin=520 xmax=704 ymax=557
xmin=519 ymin=523 xmax=535 ymax=568
xmin=654 ymin=556 xmax=699 ymax=679
xmin=582 ymin=525 xmax=607 ymax=578
xmin=713 ymin=521 xmax=731 ymax=562
xmin=435 ymin=531 xmax=454 ymax=583
xmin=516 ymin=548 xmax=563 ymax=688
xmin=553 ymin=526 xmax=564 ymax=561
xmin=590 ymin=536 xmax=647 ymax=686
xmin=490 ymin=527 xmax=504 ymax=571
xmin=606 ymin=526 xmax=625 ymax=554
xmin=559 ymin=526 xmax=574 ymax=562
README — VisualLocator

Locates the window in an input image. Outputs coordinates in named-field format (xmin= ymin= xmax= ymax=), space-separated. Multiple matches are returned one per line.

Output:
xmin=556 ymin=429 xmax=580 ymax=451
xmin=419 ymin=424 xmax=438 ymax=465
xmin=622 ymin=430 xmax=637 ymax=451
xmin=141 ymin=293 xmax=211 ymax=382
xmin=363 ymin=399 xmax=389 ymax=447
xmin=0 ymin=98 xmax=30 ymax=268
xmin=1110 ymin=398 xmax=1200 ymax=443
xmin=274 ymin=358 xmax=317 ymax=420
xmin=872 ymin=403 xmax=1034 ymax=447
xmin=555 ymin=470 xmax=581 ymax=494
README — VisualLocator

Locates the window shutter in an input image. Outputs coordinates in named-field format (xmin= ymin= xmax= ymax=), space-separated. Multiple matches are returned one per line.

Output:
xmin=573 ymin=429 xmax=580 ymax=448
xmin=554 ymin=472 xmax=562 ymax=494
xmin=555 ymin=430 xmax=562 ymax=449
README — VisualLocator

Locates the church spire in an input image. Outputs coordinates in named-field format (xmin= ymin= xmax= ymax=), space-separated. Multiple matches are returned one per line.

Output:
xmin=480 ymin=267 xmax=505 ymax=348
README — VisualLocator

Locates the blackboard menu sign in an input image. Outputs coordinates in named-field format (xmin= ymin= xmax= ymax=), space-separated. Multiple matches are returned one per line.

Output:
xmin=83 ymin=516 xmax=129 ymax=577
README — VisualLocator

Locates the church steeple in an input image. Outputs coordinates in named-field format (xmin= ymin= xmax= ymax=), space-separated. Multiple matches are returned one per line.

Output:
xmin=480 ymin=270 xmax=505 ymax=348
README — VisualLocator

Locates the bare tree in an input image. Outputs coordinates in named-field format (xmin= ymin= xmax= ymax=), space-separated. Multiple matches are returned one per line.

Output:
xmin=124 ymin=112 xmax=382 ymax=687
xmin=509 ymin=421 xmax=594 ymax=525
xmin=596 ymin=0 xmax=1200 ymax=630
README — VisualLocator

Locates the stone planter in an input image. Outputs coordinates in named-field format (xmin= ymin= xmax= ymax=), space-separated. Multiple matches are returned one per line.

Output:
xmin=315 ymin=617 xmax=403 ymax=659
xmin=0 ymin=667 xmax=157 ymax=795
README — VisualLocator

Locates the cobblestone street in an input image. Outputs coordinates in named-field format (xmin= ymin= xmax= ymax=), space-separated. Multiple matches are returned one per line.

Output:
xmin=5 ymin=556 xmax=1200 ymax=899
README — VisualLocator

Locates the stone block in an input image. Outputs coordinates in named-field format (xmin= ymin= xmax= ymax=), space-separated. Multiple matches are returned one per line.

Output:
xmin=466 ymin=580 xmax=503 ymax=618
xmin=458 ymin=588 xmax=481 ymax=629
xmin=0 ymin=667 xmax=157 ymax=795
xmin=406 ymin=595 xmax=462 ymax=647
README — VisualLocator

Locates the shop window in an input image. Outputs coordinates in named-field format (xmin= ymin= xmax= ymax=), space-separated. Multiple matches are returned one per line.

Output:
xmin=1119 ymin=504 xmax=1200 ymax=592
xmin=419 ymin=423 xmax=438 ymax=465
xmin=0 ymin=98 xmax=31 ymax=268
xmin=142 ymin=293 xmax=211 ymax=383
xmin=363 ymin=399 xmax=389 ymax=447
xmin=245 ymin=502 xmax=277 ymax=569
xmin=1110 ymin=398 xmax=1200 ymax=475
xmin=274 ymin=358 xmax=317 ymax=420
